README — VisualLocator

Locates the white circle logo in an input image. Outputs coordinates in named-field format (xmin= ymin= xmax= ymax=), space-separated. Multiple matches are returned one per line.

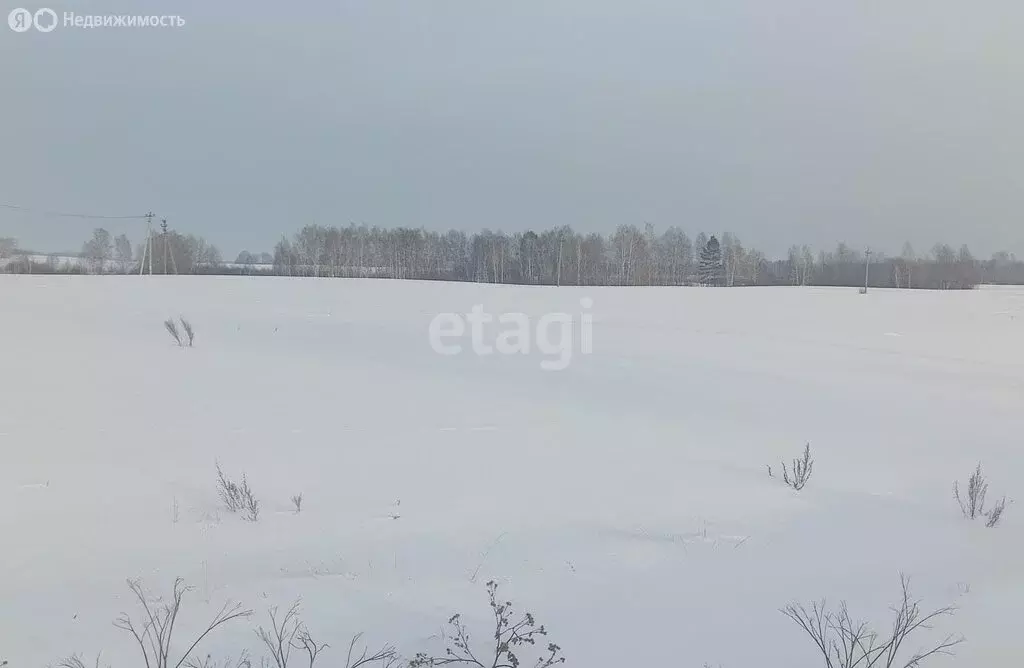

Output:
xmin=33 ymin=8 xmax=57 ymax=32
xmin=7 ymin=7 xmax=32 ymax=32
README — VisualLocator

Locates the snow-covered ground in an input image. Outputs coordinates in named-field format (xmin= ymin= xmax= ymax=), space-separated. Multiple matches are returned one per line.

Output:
xmin=1 ymin=276 xmax=1022 ymax=667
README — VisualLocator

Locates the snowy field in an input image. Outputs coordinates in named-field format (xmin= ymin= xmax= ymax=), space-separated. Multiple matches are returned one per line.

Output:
xmin=2 ymin=276 xmax=1023 ymax=667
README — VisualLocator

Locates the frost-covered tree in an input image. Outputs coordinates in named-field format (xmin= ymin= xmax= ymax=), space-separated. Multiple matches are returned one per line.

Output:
xmin=661 ymin=226 xmax=693 ymax=285
xmin=0 ymin=237 xmax=16 ymax=259
xmin=114 ymin=234 xmax=133 ymax=273
xmin=82 ymin=228 xmax=113 ymax=273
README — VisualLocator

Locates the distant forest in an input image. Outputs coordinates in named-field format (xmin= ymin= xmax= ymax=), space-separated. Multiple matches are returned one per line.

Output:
xmin=3 ymin=223 xmax=1023 ymax=289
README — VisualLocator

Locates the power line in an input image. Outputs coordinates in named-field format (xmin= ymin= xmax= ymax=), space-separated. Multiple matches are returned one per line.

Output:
xmin=0 ymin=203 xmax=148 ymax=220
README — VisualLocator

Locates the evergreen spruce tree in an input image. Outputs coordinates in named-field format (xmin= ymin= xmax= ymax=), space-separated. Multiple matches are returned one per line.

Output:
xmin=698 ymin=235 xmax=724 ymax=286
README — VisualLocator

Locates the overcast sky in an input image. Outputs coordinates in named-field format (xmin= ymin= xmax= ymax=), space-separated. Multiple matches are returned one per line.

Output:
xmin=2 ymin=0 xmax=1022 ymax=259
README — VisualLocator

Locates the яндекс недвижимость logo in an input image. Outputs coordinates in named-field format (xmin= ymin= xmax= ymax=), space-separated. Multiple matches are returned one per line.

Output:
xmin=7 ymin=7 xmax=57 ymax=32
xmin=7 ymin=8 xmax=185 ymax=32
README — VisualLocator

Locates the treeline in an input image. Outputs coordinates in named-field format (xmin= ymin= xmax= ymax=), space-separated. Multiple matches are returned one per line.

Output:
xmin=262 ymin=224 xmax=1021 ymax=289
xmin=0 ymin=229 xmax=222 ymax=275
xmin=3 ymin=225 xmax=1024 ymax=289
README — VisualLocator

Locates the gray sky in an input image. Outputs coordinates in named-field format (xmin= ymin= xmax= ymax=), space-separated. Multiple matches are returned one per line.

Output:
xmin=2 ymin=0 xmax=1022 ymax=259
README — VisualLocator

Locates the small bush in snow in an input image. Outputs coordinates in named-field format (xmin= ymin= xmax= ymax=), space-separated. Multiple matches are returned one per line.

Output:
xmin=244 ymin=495 xmax=260 ymax=522
xmin=114 ymin=578 xmax=252 ymax=668
xmin=954 ymin=463 xmax=1007 ymax=527
xmin=256 ymin=603 xmax=323 ymax=668
xmin=776 ymin=442 xmax=814 ymax=491
xmin=409 ymin=580 xmax=564 ymax=667
xmin=290 ymin=493 xmax=303 ymax=513
xmin=216 ymin=462 xmax=243 ymax=511
xmin=57 ymin=655 xmax=107 ymax=668
xmin=216 ymin=462 xmax=261 ymax=521
xmin=181 ymin=317 xmax=195 ymax=347
xmin=165 ymin=318 xmax=183 ymax=346
xmin=782 ymin=574 xmax=962 ymax=668
xmin=180 ymin=319 xmax=195 ymax=350
xmin=256 ymin=602 xmax=395 ymax=668
xmin=985 ymin=496 xmax=1007 ymax=528
xmin=182 ymin=654 xmax=252 ymax=668
xmin=954 ymin=463 xmax=988 ymax=519
xmin=165 ymin=317 xmax=195 ymax=347
xmin=61 ymin=579 xmax=564 ymax=668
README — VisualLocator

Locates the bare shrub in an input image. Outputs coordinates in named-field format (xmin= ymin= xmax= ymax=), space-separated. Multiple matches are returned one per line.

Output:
xmin=216 ymin=462 xmax=244 ymax=512
xmin=184 ymin=654 xmax=252 ymax=668
xmin=781 ymin=574 xmax=963 ymax=668
xmin=216 ymin=462 xmax=260 ymax=521
xmin=243 ymin=491 xmax=261 ymax=522
xmin=779 ymin=442 xmax=814 ymax=491
xmin=468 ymin=533 xmax=507 ymax=584
xmin=165 ymin=318 xmax=184 ymax=347
xmin=57 ymin=654 xmax=107 ymax=668
xmin=291 ymin=493 xmax=303 ymax=513
xmin=256 ymin=601 xmax=394 ymax=668
xmin=180 ymin=318 xmax=195 ymax=347
xmin=954 ymin=463 xmax=988 ymax=520
xmin=339 ymin=634 xmax=399 ymax=668
xmin=954 ymin=463 xmax=1007 ymax=527
xmin=256 ymin=603 xmax=311 ymax=668
xmin=985 ymin=496 xmax=1007 ymax=528
xmin=114 ymin=578 xmax=252 ymax=668
xmin=409 ymin=580 xmax=564 ymax=667
xmin=57 ymin=580 xmax=563 ymax=668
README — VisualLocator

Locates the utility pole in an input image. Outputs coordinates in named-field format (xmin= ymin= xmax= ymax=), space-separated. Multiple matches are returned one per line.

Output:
xmin=863 ymin=248 xmax=872 ymax=293
xmin=161 ymin=218 xmax=169 ymax=274
xmin=140 ymin=211 xmax=154 ymax=276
